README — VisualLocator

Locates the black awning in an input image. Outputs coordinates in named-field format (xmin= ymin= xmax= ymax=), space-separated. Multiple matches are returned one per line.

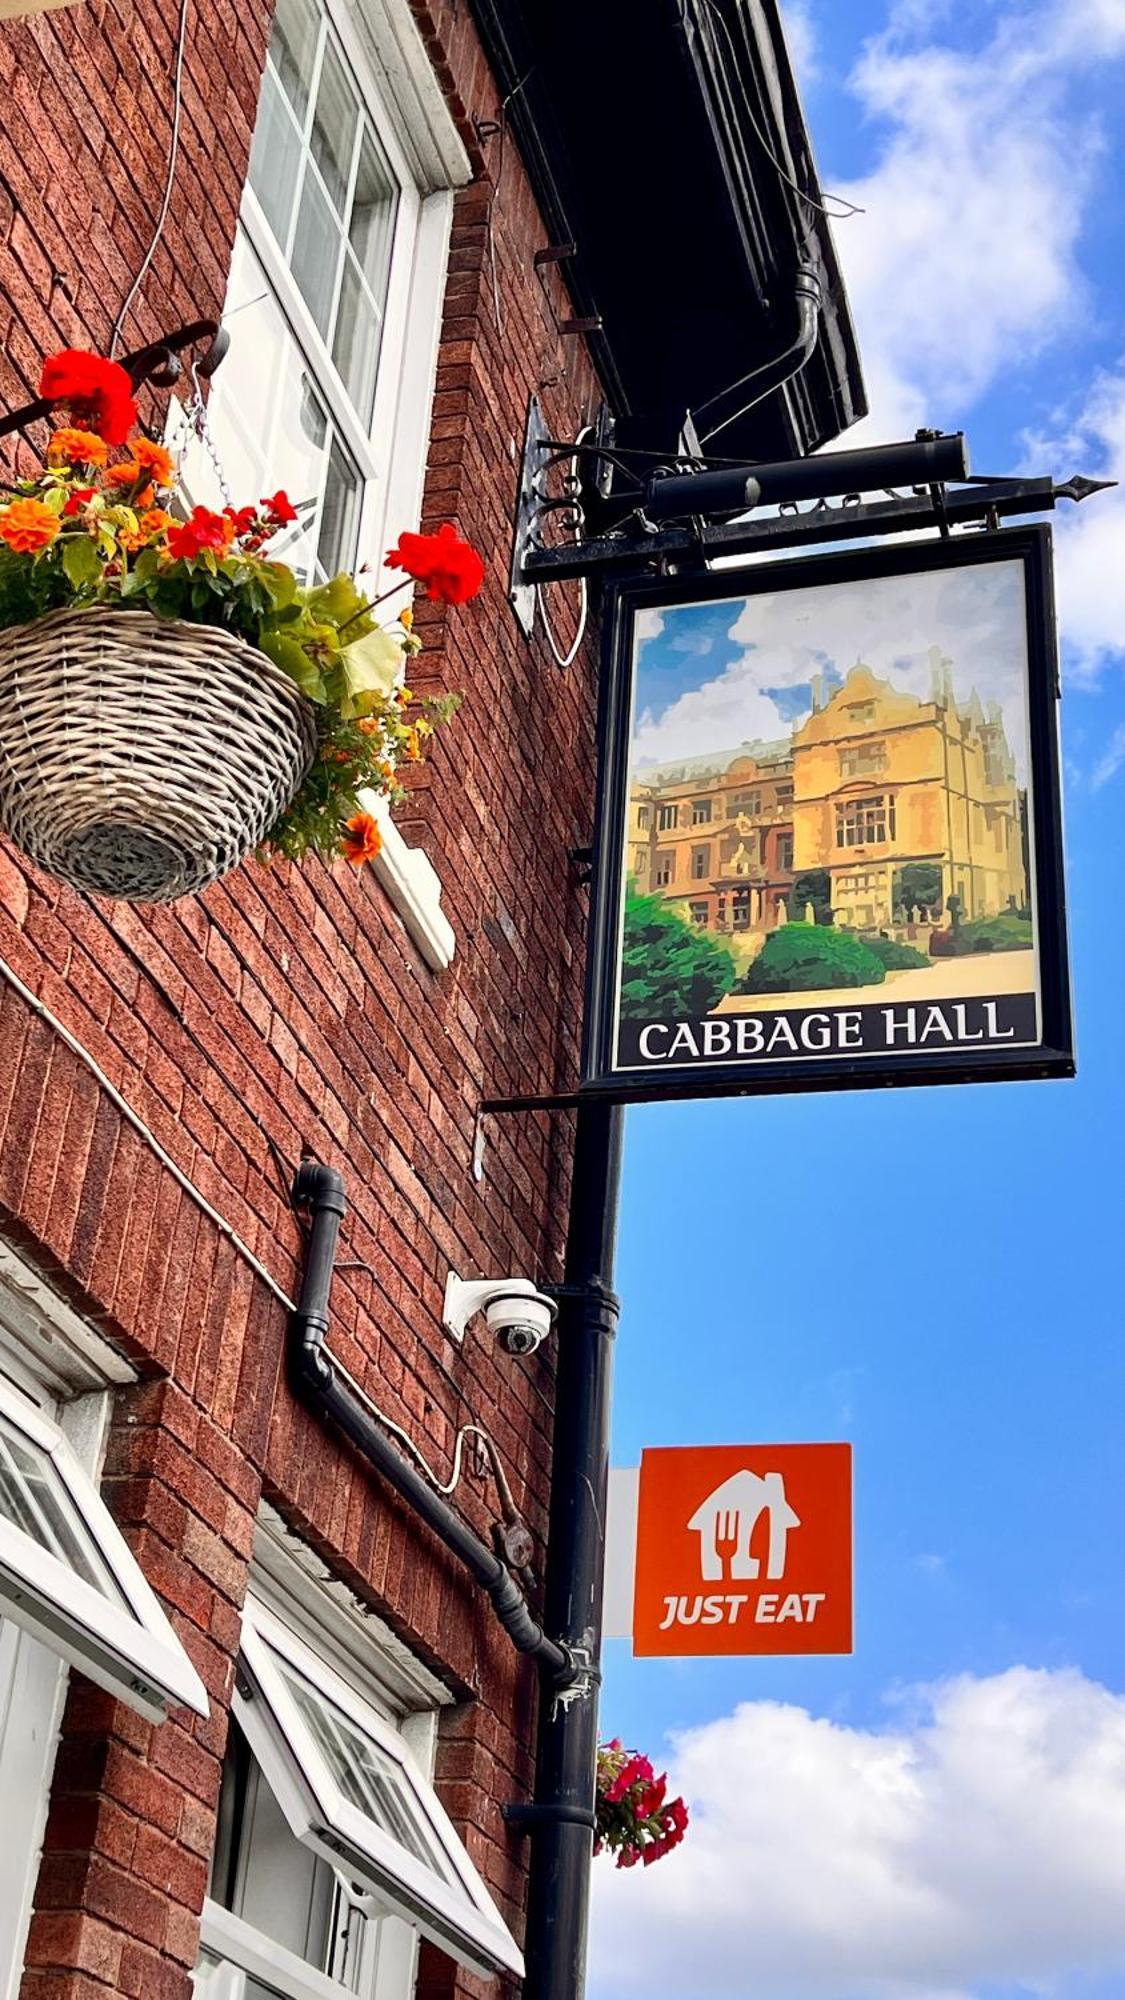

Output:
xmin=468 ymin=0 xmax=866 ymax=460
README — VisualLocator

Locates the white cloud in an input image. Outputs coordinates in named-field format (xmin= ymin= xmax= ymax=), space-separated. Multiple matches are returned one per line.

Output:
xmin=1020 ymin=371 xmax=1125 ymax=688
xmin=1092 ymin=724 xmax=1125 ymax=789
xmin=589 ymin=1667 xmax=1125 ymax=2000
xmin=633 ymin=563 xmax=1032 ymax=779
xmin=826 ymin=6 xmax=1119 ymax=443
xmin=780 ymin=1 xmax=819 ymax=88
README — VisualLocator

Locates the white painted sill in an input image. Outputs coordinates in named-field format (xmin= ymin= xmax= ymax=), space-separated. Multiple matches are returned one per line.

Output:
xmin=0 ymin=0 xmax=80 ymax=14
xmin=360 ymin=791 xmax=454 ymax=972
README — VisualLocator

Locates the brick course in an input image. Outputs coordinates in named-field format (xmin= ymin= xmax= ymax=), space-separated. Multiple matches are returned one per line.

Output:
xmin=0 ymin=0 xmax=604 ymax=1991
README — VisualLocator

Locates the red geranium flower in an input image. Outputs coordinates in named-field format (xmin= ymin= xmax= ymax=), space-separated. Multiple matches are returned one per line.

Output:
xmin=166 ymin=505 xmax=236 ymax=560
xmin=63 ymin=486 xmax=98 ymax=517
xmin=261 ymin=490 xmax=298 ymax=525
xmin=385 ymin=522 xmax=484 ymax=605
xmin=224 ymin=504 xmax=258 ymax=538
xmin=39 ymin=349 xmax=138 ymax=447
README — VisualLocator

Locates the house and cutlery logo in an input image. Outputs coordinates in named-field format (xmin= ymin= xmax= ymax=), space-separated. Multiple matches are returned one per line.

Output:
xmin=632 ymin=1443 xmax=853 ymax=1656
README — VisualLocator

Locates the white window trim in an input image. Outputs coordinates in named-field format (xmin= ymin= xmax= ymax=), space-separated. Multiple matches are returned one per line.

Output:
xmin=361 ymin=795 xmax=454 ymax=970
xmin=199 ymin=1900 xmax=351 ymax=2000
xmin=250 ymin=1503 xmax=450 ymax=1722
xmin=235 ymin=1601 xmax=523 ymax=1981
xmin=0 ymin=1373 xmax=208 ymax=1722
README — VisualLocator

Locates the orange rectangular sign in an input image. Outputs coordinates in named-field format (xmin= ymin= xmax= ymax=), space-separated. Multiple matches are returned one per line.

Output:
xmin=632 ymin=1443 xmax=853 ymax=1656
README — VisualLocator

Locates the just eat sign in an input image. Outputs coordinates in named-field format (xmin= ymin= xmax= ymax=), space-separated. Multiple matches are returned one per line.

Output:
xmin=628 ymin=1443 xmax=853 ymax=1657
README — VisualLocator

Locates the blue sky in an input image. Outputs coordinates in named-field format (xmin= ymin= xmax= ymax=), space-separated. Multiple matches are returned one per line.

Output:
xmin=589 ymin=5 xmax=1125 ymax=1998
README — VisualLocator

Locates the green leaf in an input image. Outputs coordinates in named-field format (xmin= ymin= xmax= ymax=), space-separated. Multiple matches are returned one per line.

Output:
xmin=61 ymin=536 xmax=101 ymax=590
xmin=306 ymin=572 xmax=371 ymax=630
xmin=332 ymin=627 xmax=403 ymax=717
xmin=257 ymin=627 xmax=327 ymax=703
xmin=259 ymin=562 xmax=297 ymax=609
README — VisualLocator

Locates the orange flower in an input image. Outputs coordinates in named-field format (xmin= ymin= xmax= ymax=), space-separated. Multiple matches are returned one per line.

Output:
xmin=47 ymin=427 xmax=108 ymax=466
xmin=341 ymin=811 xmax=382 ymax=865
xmin=127 ymin=435 xmax=177 ymax=487
xmin=405 ymin=726 xmax=422 ymax=762
xmin=0 ymin=499 xmax=60 ymax=553
xmin=356 ymin=716 xmax=381 ymax=736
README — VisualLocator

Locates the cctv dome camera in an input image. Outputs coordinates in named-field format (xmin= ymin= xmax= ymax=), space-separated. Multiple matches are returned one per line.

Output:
xmin=484 ymin=1290 xmax=555 ymax=1354
xmin=442 ymin=1274 xmax=557 ymax=1355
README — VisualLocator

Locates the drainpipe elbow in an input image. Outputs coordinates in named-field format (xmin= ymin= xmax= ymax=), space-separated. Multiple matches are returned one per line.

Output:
xmin=289 ymin=1159 xmax=347 ymax=1392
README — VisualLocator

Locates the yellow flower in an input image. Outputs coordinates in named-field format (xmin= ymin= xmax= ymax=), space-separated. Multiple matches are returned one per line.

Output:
xmin=118 ymin=506 xmax=174 ymax=553
xmin=399 ymin=606 xmax=413 ymax=630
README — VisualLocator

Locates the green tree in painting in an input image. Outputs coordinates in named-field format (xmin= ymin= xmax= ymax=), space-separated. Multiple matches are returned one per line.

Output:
xmin=788 ymin=869 xmax=832 ymax=924
xmin=894 ymin=862 xmax=943 ymax=914
xmin=737 ymin=923 xmax=886 ymax=994
xmin=620 ymin=892 xmax=736 ymax=1021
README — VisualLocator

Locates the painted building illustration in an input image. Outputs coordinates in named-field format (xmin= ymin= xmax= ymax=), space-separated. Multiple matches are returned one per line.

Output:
xmin=631 ymin=649 xmax=1028 ymax=949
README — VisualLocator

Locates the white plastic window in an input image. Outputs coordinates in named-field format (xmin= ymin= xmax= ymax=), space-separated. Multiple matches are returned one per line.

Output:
xmin=0 ymin=1374 xmax=207 ymax=1722
xmin=200 ymin=0 xmax=428 ymax=584
xmin=224 ymin=1602 xmax=522 ymax=1982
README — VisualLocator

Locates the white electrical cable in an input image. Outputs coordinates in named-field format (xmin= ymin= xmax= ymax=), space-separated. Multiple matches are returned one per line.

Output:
xmin=330 ymin=1352 xmax=513 ymax=1502
xmin=0 ymin=949 xmax=297 ymax=1316
xmin=109 ymin=0 xmax=192 ymax=357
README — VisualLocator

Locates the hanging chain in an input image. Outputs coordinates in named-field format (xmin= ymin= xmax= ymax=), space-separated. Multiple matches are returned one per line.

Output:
xmin=181 ymin=364 xmax=233 ymax=506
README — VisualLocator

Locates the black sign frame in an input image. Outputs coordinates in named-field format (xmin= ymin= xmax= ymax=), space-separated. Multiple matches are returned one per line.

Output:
xmin=581 ymin=525 xmax=1074 ymax=1104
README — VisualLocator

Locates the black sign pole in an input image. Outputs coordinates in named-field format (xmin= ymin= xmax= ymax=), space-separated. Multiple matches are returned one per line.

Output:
xmin=522 ymin=1095 xmax=623 ymax=2000
xmin=518 ymin=569 xmax=632 ymax=2000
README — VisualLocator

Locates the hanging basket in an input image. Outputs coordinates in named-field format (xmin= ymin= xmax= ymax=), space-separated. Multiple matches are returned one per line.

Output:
xmin=0 ymin=605 xmax=318 ymax=902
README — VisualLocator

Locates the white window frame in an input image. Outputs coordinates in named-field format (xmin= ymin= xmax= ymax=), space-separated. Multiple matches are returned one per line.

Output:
xmin=0 ymin=1245 xmax=209 ymax=2000
xmin=0 ymin=1372 xmax=207 ymax=1723
xmin=198 ymin=1900 xmax=365 ymax=2000
xmin=233 ymin=1601 xmax=523 ymax=1982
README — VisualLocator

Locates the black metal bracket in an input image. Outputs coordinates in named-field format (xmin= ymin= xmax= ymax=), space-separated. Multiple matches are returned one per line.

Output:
xmin=509 ymin=406 xmax=1116 ymax=611
xmin=0 ymin=319 xmax=229 ymax=444
xmin=509 ymin=393 xmax=617 ymax=641
xmin=515 ymin=472 xmax=1114 ymax=589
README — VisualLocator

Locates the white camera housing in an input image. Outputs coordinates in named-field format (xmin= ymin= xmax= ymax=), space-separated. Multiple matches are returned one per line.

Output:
xmin=442 ymin=1274 xmax=557 ymax=1355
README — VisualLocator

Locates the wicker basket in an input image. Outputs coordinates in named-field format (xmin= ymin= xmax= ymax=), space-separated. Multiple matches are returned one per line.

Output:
xmin=0 ymin=605 xmax=318 ymax=902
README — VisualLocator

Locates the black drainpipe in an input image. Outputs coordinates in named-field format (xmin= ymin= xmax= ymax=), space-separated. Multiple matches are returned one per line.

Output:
xmin=288 ymin=1159 xmax=576 ymax=1685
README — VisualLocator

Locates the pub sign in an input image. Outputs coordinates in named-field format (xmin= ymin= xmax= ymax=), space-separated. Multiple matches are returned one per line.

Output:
xmin=583 ymin=528 xmax=1073 ymax=1102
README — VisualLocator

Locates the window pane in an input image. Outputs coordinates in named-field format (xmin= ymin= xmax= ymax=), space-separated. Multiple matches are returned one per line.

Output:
xmin=317 ymin=435 xmax=362 ymax=579
xmin=248 ymin=67 xmax=304 ymax=250
xmin=291 ymin=168 xmax=342 ymax=337
xmin=0 ymin=1411 xmax=127 ymax=1606
xmin=267 ymin=0 xmax=319 ymax=123
xmin=331 ymin=256 xmax=379 ymax=422
xmin=205 ymin=236 xmax=327 ymax=582
xmin=310 ymin=38 xmax=359 ymax=215
xmin=348 ymin=131 xmax=397 ymax=293
xmin=279 ymin=1664 xmax=457 ymax=1884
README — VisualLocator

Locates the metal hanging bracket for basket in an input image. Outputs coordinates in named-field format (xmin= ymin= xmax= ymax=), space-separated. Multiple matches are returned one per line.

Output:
xmin=0 ymin=320 xmax=228 ymax=444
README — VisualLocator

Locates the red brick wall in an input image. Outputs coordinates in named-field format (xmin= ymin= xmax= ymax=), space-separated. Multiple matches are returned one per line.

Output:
xmin=0 ymin=0 xmax=605 ymax=1993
